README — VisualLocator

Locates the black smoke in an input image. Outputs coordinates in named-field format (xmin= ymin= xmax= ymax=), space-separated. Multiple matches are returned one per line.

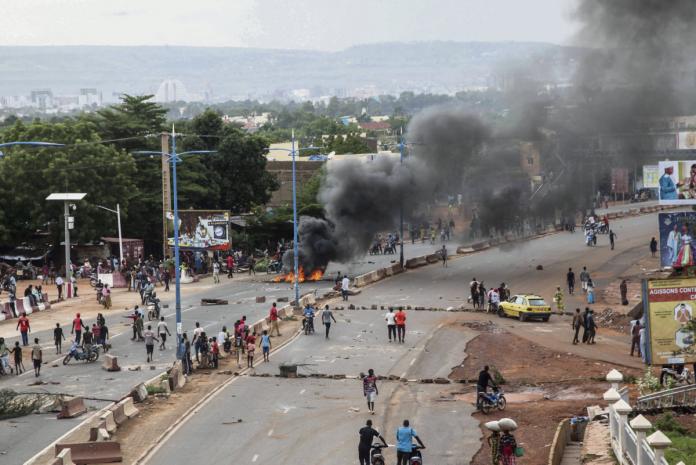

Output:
xmin=282 ymin=107 xmax=489 ymax=271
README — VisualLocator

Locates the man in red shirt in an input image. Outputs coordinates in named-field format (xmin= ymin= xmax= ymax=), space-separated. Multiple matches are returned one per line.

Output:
xmin=269 ymin=302 xmax=281 ymax=337
xmin=226 ymin=255 xmax=234 ymax=279
xmin=71 ymin=313 xmax=87 ymax=345
xmin=395 ymin=307 xmax=407 ymax=344
xmin=16 ymin=313 xmax=30 ymax=346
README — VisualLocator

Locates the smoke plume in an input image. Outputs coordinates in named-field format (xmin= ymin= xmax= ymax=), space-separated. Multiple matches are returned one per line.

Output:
xmin=283 ymin=107 xmax=489 ymax=271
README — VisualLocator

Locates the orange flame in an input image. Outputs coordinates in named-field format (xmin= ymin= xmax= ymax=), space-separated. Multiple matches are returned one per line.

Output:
xmin=273 ymin=267 xmax=324 ymax=283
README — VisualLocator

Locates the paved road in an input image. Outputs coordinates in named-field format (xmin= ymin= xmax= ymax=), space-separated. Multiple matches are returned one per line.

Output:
xmin=0 ymin=241 xmax=448 ymax=464
xmin=146 ymin=311 xmax=480 ymax=465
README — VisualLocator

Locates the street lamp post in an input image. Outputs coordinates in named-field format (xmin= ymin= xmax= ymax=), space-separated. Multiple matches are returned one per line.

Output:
xmin=399 ymin=128 xmax=405 ymax=269
xmin=46 ymin=193 xmax=86 ymax=291
xmin=133 ymin=127 xmax=216 ymax=358
xmin=96 ymin=204 xmax=124 ymax=266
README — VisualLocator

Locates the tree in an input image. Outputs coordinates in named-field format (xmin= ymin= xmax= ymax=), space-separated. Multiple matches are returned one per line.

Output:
xmin=0 ymin=119 xmax=137 ymax=245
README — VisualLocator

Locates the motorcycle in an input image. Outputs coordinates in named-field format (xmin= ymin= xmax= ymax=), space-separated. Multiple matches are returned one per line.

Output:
xmin=302 ymin=315 xmax=315 ymax=335
xmin=89 ymin=272 xmax=99 ymax=288
xmin=660 ymin=365 xmax=694 ymax=386
xmin=146 ymin=293 xmax=161 ymax=321
xmin=63 ymin=344 xmax=101 ymax=365
xmin=478 ymin=387 xmax=507 ymax=414
xmin=267 ymin=260 xmax=282 ymax=274
xmin=585 ymin=230 xmax=597 ymax=246
xmin=409 ymin=445 xmax=425 ymax=465
xmin=370 ymin=442 xmax=389 ymax=465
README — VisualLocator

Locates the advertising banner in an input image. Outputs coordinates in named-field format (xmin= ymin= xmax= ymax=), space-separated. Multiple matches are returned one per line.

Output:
xmin=166 ymin=210 xmax=230 ymax=250
xmin=645 ymin=278 xmax=696 ymax=365
xmin=658 ymin=213 xmax=696 ymax=269
xmin=678 ymin=132 xmax=696 ymax=150
xmin=658 ymin=160 xmax=696 ymax=205
xmin=642 ymin=165 xmax=659 ymax=189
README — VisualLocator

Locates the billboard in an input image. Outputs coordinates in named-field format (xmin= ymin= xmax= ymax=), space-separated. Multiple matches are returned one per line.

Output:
xmin=644 ymin=278 xmax=696 ymax=365
xmin=658 ymin=213 xmax=696 ymax=269
xmin=678 ymin=132 xmax=696 ymax=150
xmin=166 ymin=210 xmax=230 ymax=250
xmin=611 ymin=168 xmax=629 ymax=193
xmin=642 ymin=165 xmax=659 ymax=189
xmin=658 ymin=160 xmax=696 ymax=205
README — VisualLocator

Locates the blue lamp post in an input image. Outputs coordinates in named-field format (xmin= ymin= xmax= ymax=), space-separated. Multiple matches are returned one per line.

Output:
xmin=133 ymin=127 xmax=216 ymax=358
xmin=267 ymin=130 xmax=322 ymax=306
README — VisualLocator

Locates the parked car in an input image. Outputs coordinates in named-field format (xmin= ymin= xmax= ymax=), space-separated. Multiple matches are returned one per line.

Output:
xmin=498 ymin=294 xmax=551 ymax=322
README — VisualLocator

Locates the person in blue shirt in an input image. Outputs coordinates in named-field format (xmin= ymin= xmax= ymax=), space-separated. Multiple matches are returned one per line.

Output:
xmin=259 ymin=330 xmax=271 ymax=363
xmin=396 ymin=419 xmax=425 ymax=465
xmin=303 ymin=304 xmax=315 ymax=334
xmin=660 ymin=166 xmax=681 ymax=200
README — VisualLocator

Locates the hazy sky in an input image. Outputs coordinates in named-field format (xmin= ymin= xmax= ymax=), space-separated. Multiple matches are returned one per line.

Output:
xmin=0 ymin=0 xmax=578 ymax=50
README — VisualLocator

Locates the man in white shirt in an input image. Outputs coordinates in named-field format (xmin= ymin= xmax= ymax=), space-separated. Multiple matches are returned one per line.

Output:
xmin=213 ymin=261 xmax=220 ymax=284
xmin=341 ymin=276 xmax=350 ymax=301
xmin=55 ymin=276 xmax=64 ymax=300
xmin=487 ymin=288 xmax=500 ymax=313
xmin=385 ymin=309 xmax=396 ymax=342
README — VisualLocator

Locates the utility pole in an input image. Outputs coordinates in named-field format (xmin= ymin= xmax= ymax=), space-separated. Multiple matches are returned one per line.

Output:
xmin=161 ymin=132 xmax=171 ymax=258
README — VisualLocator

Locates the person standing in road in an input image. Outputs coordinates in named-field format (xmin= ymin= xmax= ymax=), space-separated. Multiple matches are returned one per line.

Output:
xmin=16 ymin=312 xmax=30 ymax=346
xmin=54 ymin=323 xmax=65 ymax=354
xmin=342 ymin=275 xmax=350 ymax=301
xmin=650 ymin=237 xmax=658 ymax=257
xmin=620 ymin=279 xmax=629 ymax=306
xmin=143 ymin=325 xmax=159 ymax=362
xmin=396 ymin=420 xmax=425 ymax=465
xmin=102 ymin=284 xmax=112 ymax=309
xmin=55 ymin=275 xmax=64 ymax=300
xmin=192 ymin=322 xmax=204 ymax=363
xmin=630 ymin=319 xmax=642 ymax=357
xmin=321 ymin=305 xmax=337 ymax=339
xmin=363 ymin=369 xmax=379 ymax=414
xmin=609 ymin=229 xmax=617 ymax=250
xmin=72 ymin=313 xmax=86 ymax=345
xmin=358 ymin=419 xmax=386 ymax=465
xmin=226 ymin=254 xmax=234 ymax=279
xmin=182 ymin=332 xmax=192 ymax=375
xmin=259 ymin=330 xmax=271 ymax=362
xmin=385 ymin=308 xmax=397 ymax=342
xmin=586 ymin=310 xmax=597 ymax=344
xmin=31 ymin=338 xmax=42 ymax=377
xmin=581 ymin=308 xmax=591 ymax=343
xmin=587 ymin=279 xmax=595 ymax=305
xmin=213 ymin=261 xmax=220 ymax=284
xmin=163 ymin=268 xmax=170 ymax=292
xmin=157 ymin=317 xmax=171 ymax=350
xmin=395 ymin=307 xmax=407 ymax=343
xmin=572 ymin=309 xmax=583 ymax=345
xmin=269 ymin=302 xmax=281 ymax=337
xmin=580 ymin=267 xmax=590 ymax=293
xmin=441 ymin=244 xmax=448 ymax=267
xmin=566 ymin=268 xmax=575 ymax=295
xmin=553 ymin=287 xmax=565 ymax=314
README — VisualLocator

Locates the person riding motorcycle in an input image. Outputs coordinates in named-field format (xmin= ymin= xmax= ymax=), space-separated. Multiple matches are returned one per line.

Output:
xmin=303 ymin=304 xmax=315 ymax=334
xmin=476 ymin=365 xmax=498 ymax=409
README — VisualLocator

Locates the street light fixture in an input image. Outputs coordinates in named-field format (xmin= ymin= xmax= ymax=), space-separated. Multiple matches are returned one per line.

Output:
xmin=267 ymin=131 xmax=322 ymax=306
xmin=133 ymin=126 xmax=216 ymax=359
xmin=46 ymin=193 xmax=87 ymax=289
xmin=96 ymin=204 xmax=124 ymax=266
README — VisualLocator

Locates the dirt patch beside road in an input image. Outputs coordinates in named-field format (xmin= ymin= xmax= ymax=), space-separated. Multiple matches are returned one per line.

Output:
xmin=450 ymin=327 xmax=641 ymax=465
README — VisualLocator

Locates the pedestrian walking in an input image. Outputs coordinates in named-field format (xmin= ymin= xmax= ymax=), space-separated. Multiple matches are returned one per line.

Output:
xmin=396 ymin=420 xmax=425 ymax=465
xmin=55 ymin=275 xmax=64 ymax=300
xmin=213 ymin=261 xmax=220 ymax=284
xmin=71 ymin=275 xmax=78 ymax=298
xmin=163 ymin=268 xmax=170 ymax=292
xmin=587 ymin=279 xmax=595 ymax=304
xmin=630 ymin=319 xmax=642 ymax=356
xmin=143 ymin=325 xmax=158 ymax=362
xmin=553 ymin=286 xmax=565 ymax=314
xmin=385 ymin=308 xmax=397 ymax=342
xmin=321 ymin=305 xmax=337 ymax=339
xmin=358 ymin=420 xmax=386 ymax=465
xmin=259 ymin=330 xmax=271 ymax=362
xmin=211 ymin=337 xmax=219 ymax=368
xmin=10 ymin=342 xmax=24 ymax=375
xmin=246 ymin=332 xmax=256 ymax=368
xmin=269 ymin=302 xmax=281 ymax=337
xmin=586 ymin=310 xmax=597 ymax=344
xmin=580 ymin=267 xmax=590 ymax=293
xmin=470 ymin=278 xmax=479 ymax=309
xmin=134 ymin=314 xmax=144 ymax=341
xmin=363 ymin=369 xmax=379 ymax=414
xmin=71 ymin=313 xmax=86 ymax=344
xmin=499 ymin=430 xmax=518 ymax=465
xmin=192 ymin=322 xmax=203 ymax=362
xmin=31 ymin=338 xmax=42 ymax=377
xmin=572 ymin=308 xmax=582 ymax=345
xmin=582 ymin=308 xmax=591 ymax=343
xmin=16 ymin=312 xmax=30 ymax=346
xmin=54 ymin=323 xmax=65 ymax=354
xmin=620 ymin=279 xmax=629 ymax=306
xmin=487 ymin=426 xmax=501 ymax=465
xmin=226 ymin=254 xmax=234 ymax=279
xmin=650 ymin=237 xmax=658 ymax=257
xmin=566 ymin=267 xmax=575 ymax=295
xmin=341 ymin=275 xmax=350 ymax=301
xmin=609 ymin=229 xmax=617 ymax=250
xmin=441 ymin=244 xmax=448 ymax=267
xmin=102 ymin=284 xmax=112 ymax=309
xmin=395 ymin=307 xmax=407 ymax=343
xmin=157 ymin=317 xmax=171 ymax=350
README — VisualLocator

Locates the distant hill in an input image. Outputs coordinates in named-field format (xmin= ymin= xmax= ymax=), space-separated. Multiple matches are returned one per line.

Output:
xmin=0 ymin=42 xmax=581 ymax=100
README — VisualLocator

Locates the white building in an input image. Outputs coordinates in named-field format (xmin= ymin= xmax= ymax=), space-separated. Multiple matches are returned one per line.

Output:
xmin=155 ymin=79 xmax=188 ymax=103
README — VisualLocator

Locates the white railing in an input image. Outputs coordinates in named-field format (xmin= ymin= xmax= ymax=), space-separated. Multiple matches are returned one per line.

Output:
xmin=604 ymin=370 xmax=683 ymax=465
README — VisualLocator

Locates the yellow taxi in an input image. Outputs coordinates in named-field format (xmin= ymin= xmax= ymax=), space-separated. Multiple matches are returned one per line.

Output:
xmin=498 ymin=294 xmax=551 ymax=322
